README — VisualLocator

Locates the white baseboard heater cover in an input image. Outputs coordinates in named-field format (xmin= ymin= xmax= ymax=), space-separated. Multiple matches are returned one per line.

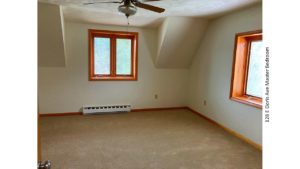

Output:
xmin=83 ymin=104 xmax=131 ymax=115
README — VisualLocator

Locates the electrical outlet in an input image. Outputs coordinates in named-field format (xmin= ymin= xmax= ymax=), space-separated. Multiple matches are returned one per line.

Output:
xmin=154 ymin=94 xmax=158 ymax=99
xmin=203 ymin=100 xmax=207 ymax=106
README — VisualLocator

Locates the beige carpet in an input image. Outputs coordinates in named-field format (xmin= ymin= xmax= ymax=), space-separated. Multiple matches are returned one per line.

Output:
xmin=40 ymin=109 xmax=262 ymax=169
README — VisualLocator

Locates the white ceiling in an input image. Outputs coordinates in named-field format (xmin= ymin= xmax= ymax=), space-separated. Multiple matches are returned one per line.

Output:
xmin=39 ymin=0 xmax=261 ymax=27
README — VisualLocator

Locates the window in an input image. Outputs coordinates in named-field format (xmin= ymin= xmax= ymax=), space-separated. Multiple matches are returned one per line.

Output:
xmin=230 ymin=30 xmax=263 ymax=108
xmin=89 ymin=29 xmax=138 ymax=80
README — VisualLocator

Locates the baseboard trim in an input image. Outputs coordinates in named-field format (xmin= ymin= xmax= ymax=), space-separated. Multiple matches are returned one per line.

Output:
xmin=131 ymin=106 xmax=188 ymax=112
xmin=186 ymin=107 xmax=262 ymax=151
xmin=39 ymin=112 xmax=83 ymax=117
xmin=39 ymin=106 xmax=187 ymax=117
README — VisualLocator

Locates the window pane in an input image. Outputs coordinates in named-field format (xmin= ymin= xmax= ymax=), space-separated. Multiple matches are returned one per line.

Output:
xmin=246 ymin=40 xmax=263 ymax=97
xmin=94 ymin=37 xmax=110 ymax=75
xmin=116 ymin=39 xmax=131 ymax=75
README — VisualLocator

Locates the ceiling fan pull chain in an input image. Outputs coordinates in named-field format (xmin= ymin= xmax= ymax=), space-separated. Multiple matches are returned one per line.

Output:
xmin=127 ymin=17 xmax=130 ymax=32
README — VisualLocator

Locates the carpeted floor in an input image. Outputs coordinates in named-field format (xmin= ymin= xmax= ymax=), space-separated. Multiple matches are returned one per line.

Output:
xmin=40 ymin=109 xmax=262 ymax=169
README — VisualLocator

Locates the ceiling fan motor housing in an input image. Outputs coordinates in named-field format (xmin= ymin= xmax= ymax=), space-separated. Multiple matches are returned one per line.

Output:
xmin=118 ymin=0 xmax=137 ymax=17
xmin=118 ymin=4 xmax=137 ymax=17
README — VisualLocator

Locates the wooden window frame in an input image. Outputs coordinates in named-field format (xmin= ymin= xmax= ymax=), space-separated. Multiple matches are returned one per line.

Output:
xmin=230 ymin=30 xmax=262 ymax=109
xmin=89 ymin=29 xmax=138 ymax=81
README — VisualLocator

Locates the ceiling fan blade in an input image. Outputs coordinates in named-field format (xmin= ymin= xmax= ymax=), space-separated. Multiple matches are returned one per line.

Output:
xmin=83 ymin=0 xmax=123 ymax=5
xmin=132 ymin=1 xmax=165 ymax=13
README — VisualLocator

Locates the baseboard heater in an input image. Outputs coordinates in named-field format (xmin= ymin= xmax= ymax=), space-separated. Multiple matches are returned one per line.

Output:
xmin=83 ymin=104 xmax=131 ymax=115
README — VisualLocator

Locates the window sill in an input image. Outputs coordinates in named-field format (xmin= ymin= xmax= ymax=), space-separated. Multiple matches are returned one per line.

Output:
xmin=230 ymin=95 xmax=262 ymax=109
xmin=89 ymin=76 xmax=137 ymax=81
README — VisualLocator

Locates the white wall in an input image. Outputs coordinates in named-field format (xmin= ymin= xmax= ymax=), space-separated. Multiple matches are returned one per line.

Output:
xmin=38 ymin=22 xmax=189 ymax=113
xmin=188 ymin=4 xmax=262 ymax=145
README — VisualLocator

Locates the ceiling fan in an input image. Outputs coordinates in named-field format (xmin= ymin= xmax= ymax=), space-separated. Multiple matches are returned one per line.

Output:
xmin=83 ymin=0 xmax=165 ymax=18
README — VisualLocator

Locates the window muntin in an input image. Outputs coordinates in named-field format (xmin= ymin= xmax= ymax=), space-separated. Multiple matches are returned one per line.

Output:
xmin=230 ymin=30 xmax=262 ymax=108
xmin=89 ymin=29 xmax=138 ymax=81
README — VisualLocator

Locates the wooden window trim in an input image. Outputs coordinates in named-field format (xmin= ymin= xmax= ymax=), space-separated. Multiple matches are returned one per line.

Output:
xmin=89 ymin=29 xmax=138 ymax=81
xmin=230 ymin=30 xmax=262 ymax=109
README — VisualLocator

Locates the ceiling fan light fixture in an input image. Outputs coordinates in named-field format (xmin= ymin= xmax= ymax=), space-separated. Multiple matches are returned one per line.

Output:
xmin=118 ymin=4 xmax=137 ymax=17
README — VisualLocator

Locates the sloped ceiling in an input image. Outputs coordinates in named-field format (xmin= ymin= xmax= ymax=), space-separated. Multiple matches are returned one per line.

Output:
xmin=38 ymin=2 xmax=66 ymax=67
xmin=155 ymin=17 xmax=208 ymax=68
